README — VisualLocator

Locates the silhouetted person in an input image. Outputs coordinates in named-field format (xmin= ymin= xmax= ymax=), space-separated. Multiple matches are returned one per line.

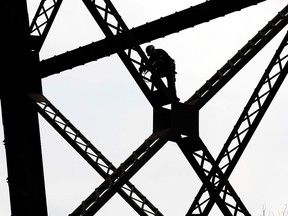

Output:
xmin=140 ymin=45 xmax=179 ymax=101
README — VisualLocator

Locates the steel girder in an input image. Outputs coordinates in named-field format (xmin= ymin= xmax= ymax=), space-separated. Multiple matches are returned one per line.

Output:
xmin=1 ymin=1 xmax=47 ymax=215
xmin=38 ymin=0 xmax=268 ymax=78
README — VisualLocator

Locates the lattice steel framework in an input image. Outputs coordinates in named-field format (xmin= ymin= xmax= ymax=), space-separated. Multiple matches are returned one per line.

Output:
xmin=1 ymin=0 xmax=288 ymax=215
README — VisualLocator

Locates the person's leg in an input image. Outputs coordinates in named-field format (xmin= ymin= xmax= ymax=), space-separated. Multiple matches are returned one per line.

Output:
xmin=166 ymin=72 xmax=179 ymax=101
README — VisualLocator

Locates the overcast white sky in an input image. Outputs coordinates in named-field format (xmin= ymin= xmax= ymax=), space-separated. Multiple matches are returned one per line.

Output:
xmin=1 ymin=0 xmax=288 ymax=215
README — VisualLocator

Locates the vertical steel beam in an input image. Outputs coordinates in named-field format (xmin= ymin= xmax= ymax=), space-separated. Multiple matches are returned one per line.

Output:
xmin=0 ymin=1 xmax=47 ymax=215
xmin=1 ymin=95 xmax=47 ymax=216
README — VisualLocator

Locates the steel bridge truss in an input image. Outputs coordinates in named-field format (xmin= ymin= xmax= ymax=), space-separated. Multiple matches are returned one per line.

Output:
xmin=3 ymin=0 xmax=288 ymax=215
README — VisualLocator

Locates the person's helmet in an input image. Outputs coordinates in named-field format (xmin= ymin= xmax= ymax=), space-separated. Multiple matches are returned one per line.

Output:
xmin=146 ymin=45 xmax=154 ymax=56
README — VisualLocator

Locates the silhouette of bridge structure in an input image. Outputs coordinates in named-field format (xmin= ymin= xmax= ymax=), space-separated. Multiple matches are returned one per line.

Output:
xmin=1 ymin=0 xmax=288 ymax=215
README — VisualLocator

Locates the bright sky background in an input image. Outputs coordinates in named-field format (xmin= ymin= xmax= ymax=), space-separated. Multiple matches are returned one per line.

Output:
xmin=1 ymin=0 xmax=288 ymax=215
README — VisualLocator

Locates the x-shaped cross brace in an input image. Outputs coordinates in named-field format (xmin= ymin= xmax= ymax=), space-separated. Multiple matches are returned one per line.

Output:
xmin=68 ymin=101 xmax=250 ymax=216
xmin=70 ymin=27 xmax=288 ymax=214
xmin=29 ymin=0 xmax=288 ymax=215
xmin=68 ymin=3 xmax=288 ymax=214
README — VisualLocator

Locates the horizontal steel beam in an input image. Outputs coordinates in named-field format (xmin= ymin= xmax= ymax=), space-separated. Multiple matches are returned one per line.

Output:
xmin=40 ymin=0 xmax=267 ymax=78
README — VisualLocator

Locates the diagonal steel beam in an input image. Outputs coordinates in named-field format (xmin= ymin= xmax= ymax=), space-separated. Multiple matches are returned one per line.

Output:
xmin=29 ymin=94 xmax=166 ymax=216
xmin=81 ymin=0 xmax=176 ymax=106
xmin=39 ymin=0 xmax=267 ymax=78
xmin=185 ymin=4 xmax=288 ymax=109
xmin=186 ymin=29 xmax=288 ymax=215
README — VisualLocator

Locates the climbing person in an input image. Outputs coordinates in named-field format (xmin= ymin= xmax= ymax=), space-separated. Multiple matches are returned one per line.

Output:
xmin=140 ymin=45 xmax=179 ymax=101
